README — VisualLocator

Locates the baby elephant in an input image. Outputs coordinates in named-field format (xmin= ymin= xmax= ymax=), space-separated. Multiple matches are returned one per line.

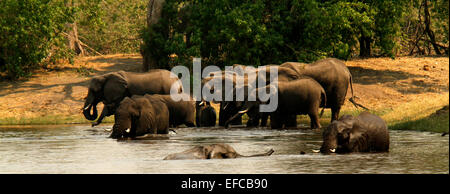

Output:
xmin=110 ymin=95 xmax=169 ymax=139
xmin=163 ymin=143 xmax=274 ymax=160
xmin=320 ymin=112 xmax=390 ymax=154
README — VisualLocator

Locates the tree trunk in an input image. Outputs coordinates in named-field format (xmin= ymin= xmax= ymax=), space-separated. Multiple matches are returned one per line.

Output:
xmin=142 ymin=0 xmax=165 ymax=71
xmin=65 ymin=0 xmax=85 ymax=56
xmin=359 ymin=35 xmax=371 ymax=57
xmin=66 ymin=22 xmax=85 ymax=56
xmin=147 ymin=0 xmax=165 ymax=28
xmin=423 ymin=0 xmax=442 ymax=55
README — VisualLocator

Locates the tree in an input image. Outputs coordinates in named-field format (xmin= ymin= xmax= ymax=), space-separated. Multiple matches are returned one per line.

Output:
xmin=0 ymin=0 xmax=74 ymax=79
xmin=140 ymin=0 xmax=447 ymax=71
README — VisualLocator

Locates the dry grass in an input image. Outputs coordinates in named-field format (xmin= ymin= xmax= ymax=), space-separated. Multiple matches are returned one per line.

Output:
xmin=0 ymin=55 xmax=448 ymax=132
xmin=0 ymin=54 xmax=141 ymax=124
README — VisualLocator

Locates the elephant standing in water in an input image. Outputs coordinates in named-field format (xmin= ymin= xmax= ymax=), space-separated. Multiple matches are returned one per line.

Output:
xmin=145 ymin=93 xmax=196 ymax=128
xmin=196 ymin=101 xmax=217 ymax=127
xmin=82 ymin=70 xmax=182 ymax=126
xmin=226 ymin=77 xmax=326 ymax=129
xmin=204 ymin=65 xmax=300 ymax=127
xmin=320 ymin=112 xmax=389 ymax=154
xmin=163 ymin=143 xmax=274 ymax=160
xmin=110 ymin=95 xmax=170 ymax=139
xmin=280 ymin=58 xmax=367 ymax=122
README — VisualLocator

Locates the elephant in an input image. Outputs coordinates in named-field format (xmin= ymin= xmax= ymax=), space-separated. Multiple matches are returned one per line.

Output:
xmin=280 ymin=58 xmax=367 ymax=122
xmin=196 ymin=101 xmax=217 ymax=127
xmin=226 ymin=77 xmax=326 ymax=129
xmin=82 ymin=69 xmax=182 ymax=126
xmin=144 ymin=93 xmax=196 ymax=128
xmin=204 ymin=65 xmax=300 ymax=127
xmin=163 ymin=143 xmax=274 ymax=160
xmin=109 ymin=95 xmax=170 ymax=139
xmin=320 ymin=112 xmax=390 ymax=154
xmin=201 ymin=72 xmax=245 ymax=126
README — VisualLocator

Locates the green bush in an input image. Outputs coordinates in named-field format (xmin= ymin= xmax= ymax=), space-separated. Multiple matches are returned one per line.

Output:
xmin=0 ymin=0 xmax=74 ymax=79
xmin=141 ymin=0 xmax=409 ymax=70
xmin=75 ymin=0 xmax=147 ymax=54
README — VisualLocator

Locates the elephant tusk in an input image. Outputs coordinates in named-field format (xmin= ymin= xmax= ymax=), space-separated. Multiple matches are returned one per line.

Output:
xmin=330 ymin=149 xmax=336 ymax=153
xmin=125 ymin=128 xmax=131 ymax=133
xmin=312 ymin=149 xmax=320 ymax=153
xmin=238 ymin=109 xmax=248 ymax=114
xmin=104 ymin=128 xmax=112 ymax=132
xmin=83 ymin=105 xmax=91 ymax=111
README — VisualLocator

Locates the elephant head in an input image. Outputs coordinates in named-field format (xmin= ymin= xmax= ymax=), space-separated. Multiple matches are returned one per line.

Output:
xmin=110 ymin=97 xmax=138 ymax=139
xmin=224 ymin=84 xmax=276 ymax=128
xmin=110 ymin=96 xmax=159 ymax=139
xmin=320 ymin=115 xmax=356 ymax=153
xmin=83 ymin=71 xmax=128 ymax=121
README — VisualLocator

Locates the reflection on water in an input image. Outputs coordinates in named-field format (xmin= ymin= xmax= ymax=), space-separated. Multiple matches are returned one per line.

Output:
xmin=0 ymin=125 xmax=448 ymax=174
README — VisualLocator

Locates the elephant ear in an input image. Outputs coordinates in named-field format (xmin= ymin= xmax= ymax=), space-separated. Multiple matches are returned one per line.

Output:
xmin=342 ymin=122 xmax=369 ymax=152
xmin=203 ymin=146 xmax=214 ymax=159
xmin=125 ymin=97 xmax=140 ymax=117
xmin=103 ymin=71 xmax=129 ymax=103
xmin=135 ymin=99 xmax=156 ymax=134
xmin=348 ymin=130 xmax=367 ymax=152
xmin=337 ymin=128 xmax=351 ymax=144
xmin=207 ymin=147 xmax=225 ymax=159
xmin=90 ymin=75 xmax=107 ymax=92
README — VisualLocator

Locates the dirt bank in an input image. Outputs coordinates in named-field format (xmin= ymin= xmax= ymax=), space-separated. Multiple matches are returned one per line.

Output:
xmin=0 ymin=54 xmax=448 ymax=131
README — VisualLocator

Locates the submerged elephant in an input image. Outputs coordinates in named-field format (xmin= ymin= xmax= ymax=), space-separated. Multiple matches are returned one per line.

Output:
xmin=226 ymin=77 xmax=326 ymax=129
xmin=110 ymin=95 xmax=169 ymax=139
xmin=280 ymin=58 xmax=367 ymax=122
xmin=320 ymin=112 xmax=390 ymax=154
xmin=163 ymin=143 xmax=274 ymax=160
xmin=82 ymin=69 xmax=182 ymax=126
xmin=196 ymin=101 xmax=217 ymax=127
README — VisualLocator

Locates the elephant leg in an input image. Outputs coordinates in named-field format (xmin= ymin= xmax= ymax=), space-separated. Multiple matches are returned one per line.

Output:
xmin=270 ymin=113 xmax=283 ymax=129
xmin=285 ymin=115 xmax=297 ymax=128
xmin=331 ymin=106 xmax=341 ymax=122
xmin=246 ymin=114 xmax=260 ymax=127
xmin=308 ymin=112 xmax=321 ymax=129
xmin=92 ymin=107 xmax=108 ymax=127
xmin=260 ymin=113 xmax=268 ymax=127
xmin=185 ymin=122 xmax=195 ymax=127
xmin=92 ymin=104 xmax=115 ymax=127
xmin=218 ymin=103 xmax=226 ymax=126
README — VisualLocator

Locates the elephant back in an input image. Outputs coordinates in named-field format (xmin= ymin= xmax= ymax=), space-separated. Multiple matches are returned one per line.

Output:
xmin=355 ymin=112 xmax=390 ymax=152
xmin=124 ymin=69 xmax=183 ymax=95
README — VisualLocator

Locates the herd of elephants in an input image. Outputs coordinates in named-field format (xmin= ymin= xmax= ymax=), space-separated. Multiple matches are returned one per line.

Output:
xmin=81 ymin=58 xmax=390 ymax=159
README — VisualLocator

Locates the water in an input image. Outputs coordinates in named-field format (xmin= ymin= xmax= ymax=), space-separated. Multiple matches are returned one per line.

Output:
xmin=0 ymin=125 xmax=448 ymax=174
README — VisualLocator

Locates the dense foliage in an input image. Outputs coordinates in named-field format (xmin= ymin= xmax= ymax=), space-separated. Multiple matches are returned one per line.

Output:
xmin=75 ymin=0 xmax=147 ymax=54
xmin=142 ymin=0 xmax=448 ymax=69
xmin=0 ymin=0 xmax=146 ymax=79
xmin=0 ymin=0 xmax=448 ymax=78
xmin=0 ymin=0 xmax=73 ymax=78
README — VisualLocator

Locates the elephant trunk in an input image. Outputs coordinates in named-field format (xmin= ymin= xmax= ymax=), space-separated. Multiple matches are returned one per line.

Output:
xmin=109 ymin=123 xmax=122 ymax=139
xmin=83 ymin=103 xmax=98 ymax=121
xmin=83 ymin=92 xmax=99 ymax=121
xmin=238 ymin=149 xmax=274 ymax=158
xmin=224 ymin=109 xmax=247 ymax=128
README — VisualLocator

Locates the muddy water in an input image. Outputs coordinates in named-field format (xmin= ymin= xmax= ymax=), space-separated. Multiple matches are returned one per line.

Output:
xmin=0 ymin=125 xmax=448 ymax=174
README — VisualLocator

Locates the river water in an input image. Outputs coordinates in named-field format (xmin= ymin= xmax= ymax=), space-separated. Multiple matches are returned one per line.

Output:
xmin=0 ymin=125 xmax=448 ymax=174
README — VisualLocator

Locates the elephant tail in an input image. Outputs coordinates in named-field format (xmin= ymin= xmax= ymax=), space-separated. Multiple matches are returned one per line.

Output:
xmin=320 ymin=89 xmax=327 ymax=118
xmin=348 ymin=74 xmax=369 ymax=110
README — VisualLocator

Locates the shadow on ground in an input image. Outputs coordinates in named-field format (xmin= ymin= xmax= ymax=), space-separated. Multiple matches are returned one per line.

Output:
xmin=349 ymin=66 xmax=448 ymax=94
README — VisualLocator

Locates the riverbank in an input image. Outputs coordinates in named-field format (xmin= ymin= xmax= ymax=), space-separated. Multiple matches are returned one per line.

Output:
xmin=0 ymin=54 xmax=448 ymax=133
